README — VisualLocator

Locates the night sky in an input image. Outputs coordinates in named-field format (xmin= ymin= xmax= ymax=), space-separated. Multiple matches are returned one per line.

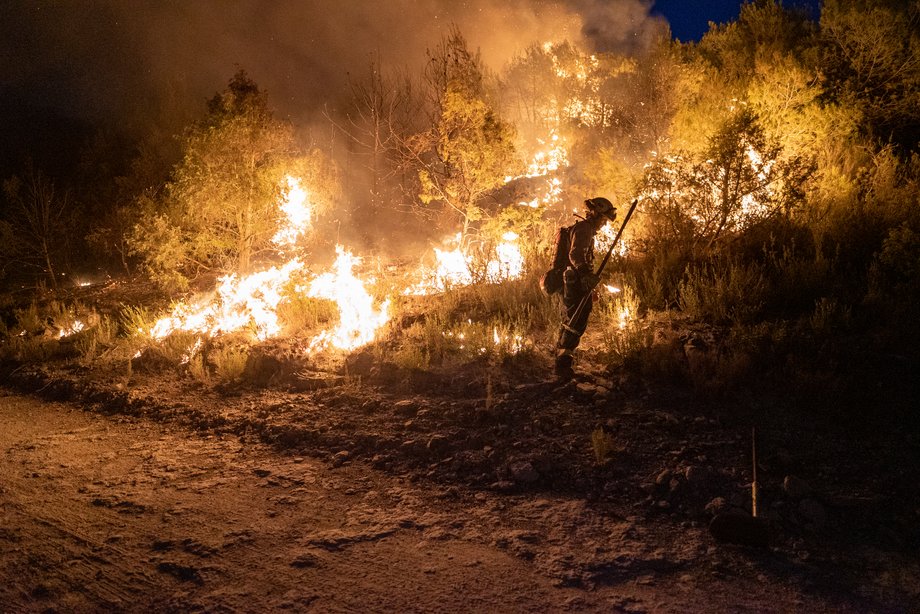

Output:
xmin=652 ymin=0 xmax=822 ymax=42
xmin=0 ymin=1 xmax=824 ymax=175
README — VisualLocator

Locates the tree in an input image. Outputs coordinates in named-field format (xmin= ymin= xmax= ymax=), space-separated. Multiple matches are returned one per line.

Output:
xmin=130 ymin=70 xmax=334 ymax=291
xmin=821 ymin=0 xmax=920 ymax=151
xmin=637 ymin=109 xmax=810 ymax=252
xmin=1 ymin=163 xmax=74 ymax=289
xmin=338 ymin=55 xmax=424 ymax=216
xmin=402 ymin=27 xmax=519 ymax=237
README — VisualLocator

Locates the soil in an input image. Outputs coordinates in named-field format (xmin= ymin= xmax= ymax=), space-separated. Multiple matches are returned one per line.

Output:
xmin=1 ymin=283 xmax=919 ymax=611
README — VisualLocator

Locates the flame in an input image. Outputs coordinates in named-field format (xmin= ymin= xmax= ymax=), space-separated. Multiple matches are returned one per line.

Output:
xmin=151 ymin=259 xmax=305 ymax=342
xmin=594 ymin=221 xmax=630 ymax=257
xmin=147 ymin=173 xmax=390 ymax=353
xmin=406 ymin=232 xmax=525 ymax=295
xmin=272 ymin=176 xmax=313 ymax=248
xmin=506 ymin=129 xmax=568 ymax=209
xmin=304 ymin=246 xmax=390 ymax=351
xmin=58 ymin=320 xmax=85 ymax=338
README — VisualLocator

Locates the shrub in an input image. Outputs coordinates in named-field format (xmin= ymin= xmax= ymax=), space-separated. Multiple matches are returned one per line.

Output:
xmin=678 ymin=259 xmax=767 ymax=324
xmin=211 ymin=343 xmax=250 ymax=383
xmin=590 ymin=427 xmax=618 ymax=465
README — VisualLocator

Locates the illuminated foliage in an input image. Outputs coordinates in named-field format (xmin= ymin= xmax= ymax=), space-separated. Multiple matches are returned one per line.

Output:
xmin=821 ymin=0 xmax=920 ymax=150
xmin=130 ymin=71 xmax=335 ymax=291
xmin=638 ymin=109 xmax=810 ymax=252
xmin=407 ymin=28 xmax=518 ymax=236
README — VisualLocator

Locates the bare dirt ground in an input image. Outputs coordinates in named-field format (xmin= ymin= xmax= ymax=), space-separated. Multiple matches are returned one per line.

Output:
xmin=2 ymin=352 xmax=918 ymax=612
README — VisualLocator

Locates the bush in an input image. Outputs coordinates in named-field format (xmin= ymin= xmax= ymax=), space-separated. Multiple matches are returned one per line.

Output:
xmin=678 ymin=258 xmax=768 ymax=324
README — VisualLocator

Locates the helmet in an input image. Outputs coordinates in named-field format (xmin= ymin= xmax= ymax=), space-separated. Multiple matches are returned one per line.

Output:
xmin=585 ymin=197 xmax=616 ymax=221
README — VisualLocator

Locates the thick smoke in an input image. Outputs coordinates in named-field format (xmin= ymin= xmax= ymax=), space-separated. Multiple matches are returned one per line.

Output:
xmin=1 ymin=0 xmax=665 ymax=137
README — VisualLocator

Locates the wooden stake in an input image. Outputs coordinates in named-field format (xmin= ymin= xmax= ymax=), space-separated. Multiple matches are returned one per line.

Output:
xmin=751 ymin=426 xmax=759 ymax=518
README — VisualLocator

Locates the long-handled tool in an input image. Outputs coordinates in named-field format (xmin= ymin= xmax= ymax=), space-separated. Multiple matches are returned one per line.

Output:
xmin=564 ymin=197 xmax=639 ymax=332
xmin=710 ymin=427 xmax=770 ymax=547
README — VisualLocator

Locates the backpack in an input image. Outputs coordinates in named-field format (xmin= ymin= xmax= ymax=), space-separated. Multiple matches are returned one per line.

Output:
xmin=540 ymin=225 xmax=572 ymax=296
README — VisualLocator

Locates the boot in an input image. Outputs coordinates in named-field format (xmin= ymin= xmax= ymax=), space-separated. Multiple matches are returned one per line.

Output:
xmin=554 ymin=351 xmax=574 ymax=380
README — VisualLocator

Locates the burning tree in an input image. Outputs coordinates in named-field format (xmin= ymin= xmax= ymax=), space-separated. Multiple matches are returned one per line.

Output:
xmin=130 ymin=71 xmax=335 ymax=291
xmin=637 ymin=109 xmax=810 ymax=253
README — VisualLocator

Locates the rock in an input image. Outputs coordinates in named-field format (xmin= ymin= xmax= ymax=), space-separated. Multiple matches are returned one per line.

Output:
xmin=253 ymin=468 xmax=272 ymax=478
xmin=509 ymin=461 xmax=539 ymax=484
xmin=290 ymin=551 xmax=320 ymax=568
xmin=489 ymin=480 xmax=516 ymax=492
xmin=331 ymin=450 xmax=350 ymax=467
xmin=705 ymin=497 xmax=728 ymax=516
xmin=426 ymin=435 xmax=449 ymax=454
xmin=798 ymin=498 xmax=826 ymax=528
xmin=393 ymin=399 xmax=417 ymax=416
xmin=684 ymin=465 xmax=713 ymax=486
xmin=783 ymin=475 xmax=812 ymax=499
xmin=655 ymin=469 xmax=672 ymax=486
xmin=575 ymin=383 xmax=598 ymax=397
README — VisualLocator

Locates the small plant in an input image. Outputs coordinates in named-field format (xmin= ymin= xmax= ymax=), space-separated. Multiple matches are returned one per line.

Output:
xmin=678 ymin=259 xmax=767 ymax=324
xmin=13 ymin=302 xmax=43 ymax=335
xmin=277 ymin=293 xmax=338 ymax=336
xmin=211 ymin=343 xmax=249 ymax=383
xmin=188 ymin=352 xmax=211 ymax=384
xmin=119 ymin=304 xmax=159 ymax=338
xmin=590 ymin=427 xmax=617 ymax=465
xmin=74 ymin=314 xmax=118 ymax=364
xmin=599 ymin=284 xmax=654 ymax=367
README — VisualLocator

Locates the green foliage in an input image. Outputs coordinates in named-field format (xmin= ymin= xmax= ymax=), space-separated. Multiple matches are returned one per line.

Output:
xmin=821 ymin=0 xmax=920 ymax=150
xmin=277 ymin=294 xmax=339 ymax=337
xmin=211 ymin=343 xmax=250 ymax=384
xmin=411 ymin=28 xmax=519 ymax=234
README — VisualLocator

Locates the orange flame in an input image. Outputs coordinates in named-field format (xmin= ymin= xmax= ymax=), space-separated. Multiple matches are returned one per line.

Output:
xmin=304 ymin=246 xmax=390 ymax=351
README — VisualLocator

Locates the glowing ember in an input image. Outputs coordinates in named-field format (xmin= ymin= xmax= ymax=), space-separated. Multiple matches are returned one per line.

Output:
xmin=442 ymin=319 xmax=528 ymax=355
xmin=58 ymin=320 xmax=85 ymax=338
xmin=305 ymin=246 xmax=390 ymax=351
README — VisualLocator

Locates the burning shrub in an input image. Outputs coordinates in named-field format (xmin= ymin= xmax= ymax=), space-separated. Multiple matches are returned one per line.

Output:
xmin=129 ymin=71 xmax=336 ymax=292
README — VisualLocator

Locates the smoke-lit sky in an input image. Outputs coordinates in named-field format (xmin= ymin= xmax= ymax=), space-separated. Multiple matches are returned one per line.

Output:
xmin=0 ymin=0 xmax=820 ymax=172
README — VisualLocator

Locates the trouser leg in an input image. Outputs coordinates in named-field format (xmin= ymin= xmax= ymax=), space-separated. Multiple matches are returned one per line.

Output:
xmin=555 ymin=275 xmax=592 ymax=375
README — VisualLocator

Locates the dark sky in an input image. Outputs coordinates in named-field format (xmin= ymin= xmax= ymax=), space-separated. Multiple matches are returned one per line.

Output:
xmin=0 ymin=0 xmax=822 ymax=174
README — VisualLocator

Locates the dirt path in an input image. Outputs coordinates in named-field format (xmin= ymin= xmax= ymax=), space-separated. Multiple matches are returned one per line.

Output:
xmin=0 ymin=388 xmax=907 ymax=612
xmin=0 ymin=390 xmax=599 ymax=612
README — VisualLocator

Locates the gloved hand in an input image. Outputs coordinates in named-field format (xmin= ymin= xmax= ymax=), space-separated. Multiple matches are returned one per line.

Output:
xmin=580 ymin=271 xmax=600 ymax=291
